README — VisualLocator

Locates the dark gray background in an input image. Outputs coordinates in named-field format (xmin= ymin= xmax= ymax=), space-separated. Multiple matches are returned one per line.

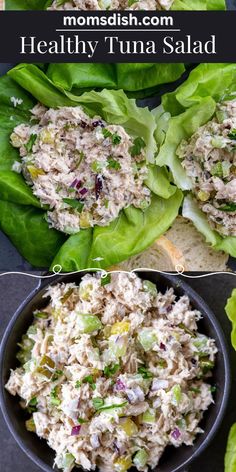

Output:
xmin=0 ymin=273 xmax=236 ymax=472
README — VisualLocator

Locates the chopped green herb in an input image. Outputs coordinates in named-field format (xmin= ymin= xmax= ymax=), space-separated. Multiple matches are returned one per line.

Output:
xmin=25 ymin=134 xmax=37 ymax=153
xmin=104 ymin=363 xmax=120 ymax=377
xmin=112 ymin=133 xmax=122 ymax=145
xmin=102 ymin=128 xmax=112 ymax=139
xmin=190 ymin=387 xmax=201 ymax=394
xmin=62 ymin=198 xmax=84 ymax=212
xmin=210 ymin=385 xmax=217 ymax=393
xmin=27 ymin=397 xmax=38 ymax=413
xmin=52 ymin=370 xmax=63 ymax=382
xmin=107 ymin=157 xmax=121 ymax=170
xmin=138 ymin=366 xmax=153 ymax=379
xmin=228 ymin=129 xmax=236 ymax=140
xmin=75 ymin=380 xmax=82 ymax=388
xmin=199 ymin=358 xmax=215 ymax=374
xmin=83 ymin=375 xmax=96 ymax=390
xmin=129 ymin=137 xmax=146 ymax=157
xmin=92 ymin=397 xmax=104 ymax=410
xmin=77 ymin=417 xmax=88 ymax=424
xmin=101 ymin=274 xmax=111 ymax=286
xmin=50 ymin=386 xmax=61 ymax=406
xmin=220 ymin=203 xmax=236 ymax=212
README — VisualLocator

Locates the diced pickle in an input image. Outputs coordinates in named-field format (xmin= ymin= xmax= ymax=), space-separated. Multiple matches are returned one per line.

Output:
xmin=197 ymin=190 xmax=210 ymax=202
xmin=171 ymin=385 xmax=182 ymax=406
xmin=79 ymin=211 xmax=91 ymax=229
xmin=199 ymin=358 xmax=214 ymax=374
xmin=111 ymin=321 xmax=130 ymax=335
xmin=27 ymin=165 xmax=45 ymax=179
xmin=79 ymin=283 xmax=93 ymax=301
xmin=114 ymin=456 xmax=132 ymax=472
xmin=25 ymin=417 xmax=36 ymax=432
xmin=40 ymin=129 xmax=54 ymax=144
xmin=37 ymin=355 xmax=55 ymax=378
xmin=119 ymin=418 xmax=138 ymax=437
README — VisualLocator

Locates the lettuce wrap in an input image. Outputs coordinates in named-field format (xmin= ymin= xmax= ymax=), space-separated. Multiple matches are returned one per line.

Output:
xmin=156 ymin=63 xmax=236 ymax=258
xmin=0 ymin=63 xmax=182 ymax=270
xmin=4 ymin=0 xmax=226 ymax=10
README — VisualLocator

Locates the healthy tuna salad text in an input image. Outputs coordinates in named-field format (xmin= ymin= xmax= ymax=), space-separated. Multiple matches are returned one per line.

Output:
xmin=6 ymin=272 xmax=217 ymax=472
xmin=49 ymin=0 xmax=174 ymax=11
xmin=10 ymin=104 xmax=150 ymax=234
xmin=177 ymin=99 xmax=236 ymax=236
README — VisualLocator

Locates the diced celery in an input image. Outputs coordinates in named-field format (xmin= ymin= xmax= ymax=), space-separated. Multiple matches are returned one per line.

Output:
xmin=133 ymin=449 xmax=148 ymax=468
xmin=63 ymin=453 xmax=75 ymax=470
xmin=171 ymin=385 xmax=182 ymax=406
xmin=119 ymin=418 xmax=138 ymax=437
xmin=143 ymin=280 xmax=157 ymax=297
xmin=77 ymin=313 xmax=102 ymax=333
xmin=111 ymin=321 xmax=130 ymax=335
xmin=79 ymin=283 xmax=93 ymax=301
xmin=142 ymin=409 xmax=156 ymax=424
xmin=211 ymin=137 xmax=225 ymax=149
xmin=109 ymin=335 xmax=128 ymax=358
xmin=138 ymin=328 xmax=157 ymax=352
xmin=114 ymin=456 xmax=132 ymax=472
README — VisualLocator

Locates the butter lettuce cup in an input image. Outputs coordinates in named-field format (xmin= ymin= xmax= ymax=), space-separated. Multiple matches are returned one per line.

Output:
xmin=0 ymin=64 xmax=182 ymax=271
xmin=156 ymin=63 xmax=236 ymax=258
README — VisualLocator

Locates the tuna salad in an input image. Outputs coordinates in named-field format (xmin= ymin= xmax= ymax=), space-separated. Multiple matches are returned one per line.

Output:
xmin=48 ymin=0 xmax=174 ymax=11
xmin=10 ymin=104 xmax=150 ymax=234
xmin=6 ymin=272 xmax=217 ymax=472
xmin=177 ymin=99 xmax=236 ymax=237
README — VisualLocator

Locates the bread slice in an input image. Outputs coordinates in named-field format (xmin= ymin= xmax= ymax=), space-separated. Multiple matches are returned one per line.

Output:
xmin=112 ymin=216 xmax=229 ymax=272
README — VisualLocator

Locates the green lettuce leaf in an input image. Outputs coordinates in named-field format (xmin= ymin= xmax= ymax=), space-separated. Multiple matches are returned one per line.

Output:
xmin=51 ymin=190 xmax=183 ymax=271
xmin=0 ymin=201 xmax=66 ymax=266
xmin=172 ymin=0 xmax=225 ymax=10
xmin=156 ymin=63 xmax=236 ymax=257
xmin=46 ymin=63 xmax=185 ymax=98
xmin=225 ymin=424 xmax=236 ymax=472
xmin=225 ymin=289 xmax=236 ymax=351
xmin=4 ymin=0 xmax=226 ymax=9
xmin=0 ymin=64 xmax=181 ymax=269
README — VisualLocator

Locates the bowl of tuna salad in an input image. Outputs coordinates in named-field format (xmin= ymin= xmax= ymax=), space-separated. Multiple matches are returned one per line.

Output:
xmin=0 ymin=271 xmax=230 ymax=472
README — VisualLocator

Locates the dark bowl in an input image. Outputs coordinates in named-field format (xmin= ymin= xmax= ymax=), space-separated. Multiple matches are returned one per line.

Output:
xmin=0 ymin=271 xmax=231 ymax=472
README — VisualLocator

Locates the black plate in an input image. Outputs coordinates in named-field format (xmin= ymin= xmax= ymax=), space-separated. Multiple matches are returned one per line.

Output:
xmin=0 ymin=271 xmax=231 ymax=472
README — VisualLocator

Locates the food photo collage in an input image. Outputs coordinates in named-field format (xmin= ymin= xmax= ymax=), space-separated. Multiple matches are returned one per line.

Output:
xmin=1 ymin=2 xmax=236 ymax=472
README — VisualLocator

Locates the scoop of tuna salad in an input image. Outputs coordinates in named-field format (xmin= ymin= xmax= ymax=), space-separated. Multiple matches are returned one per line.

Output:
xmin=10 ymin=104 xmax=151 ymax=234
xmin=48 ymin=0 xmax=173 ymax=11
xmin=177 ymin=99 xmax=236 ymax=237
xmin=6 ymin=272 xmax=217 ymax=472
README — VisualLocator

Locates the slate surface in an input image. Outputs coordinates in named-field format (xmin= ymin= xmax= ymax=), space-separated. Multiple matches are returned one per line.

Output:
xmin=0 ymin=272 xmax=236 ymax=472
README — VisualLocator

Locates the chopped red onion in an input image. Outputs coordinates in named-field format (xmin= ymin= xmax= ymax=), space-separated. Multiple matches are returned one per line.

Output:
xmin=95 ymin=175 xmax=103 ymax=200
xmin=71 ymin=425 xmax=81 ymax=436
xmin=79 ymin=187 xmax=88 ymax=196
xmin=171 ymin=428 xmax=181 ymax=440
xmin=115 ymin=379 xmax=126 ymax=391
xmin=70 ymin=179 xmax=82 ymax=189
xmin=160 ymin=342 xmax=166 ymax=351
